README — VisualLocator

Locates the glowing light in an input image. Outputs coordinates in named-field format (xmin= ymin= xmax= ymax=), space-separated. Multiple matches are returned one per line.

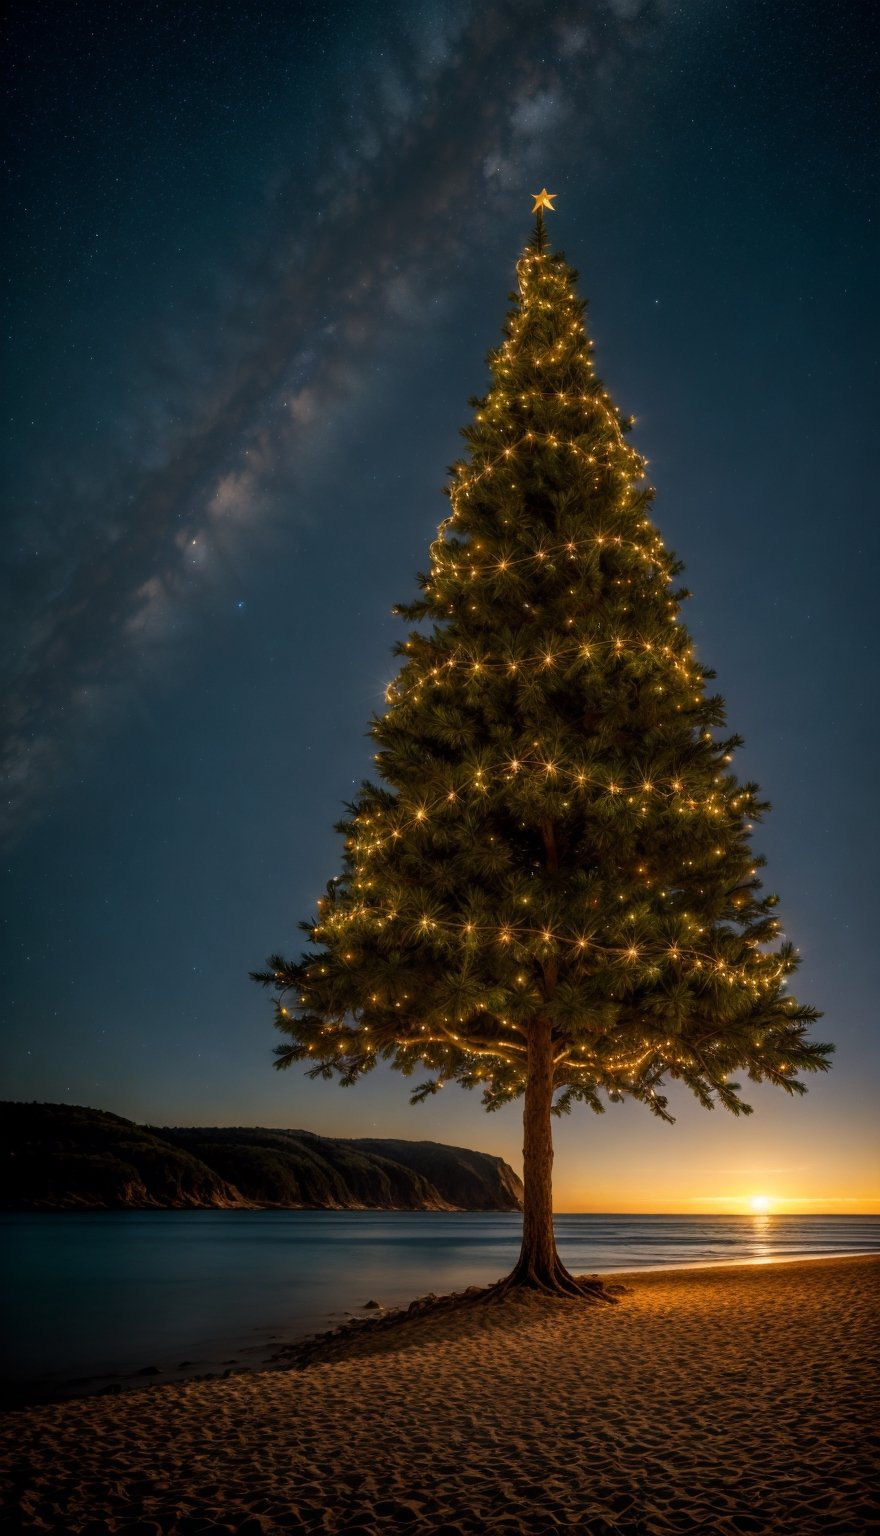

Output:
xmin=260 ymin=211 xmax=822 ymax=1149
xmin=750 ymin=1194 xmax=772 ymax=1213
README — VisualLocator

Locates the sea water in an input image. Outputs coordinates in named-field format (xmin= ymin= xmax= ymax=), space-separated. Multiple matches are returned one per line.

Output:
xmin=2 ymin=1211 xmax=877 ymax=1401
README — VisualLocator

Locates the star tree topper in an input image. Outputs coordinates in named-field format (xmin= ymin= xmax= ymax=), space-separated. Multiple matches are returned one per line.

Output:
xmin=531 ymin=187 xmax=556 ymax=213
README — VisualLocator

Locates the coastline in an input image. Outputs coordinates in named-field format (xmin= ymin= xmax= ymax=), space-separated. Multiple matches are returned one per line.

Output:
xmin=5 ymin=1239 xmax=878 ymax=1413
xmin=2 ymin=1254 xmax=878 ymax=1534
xmin=587 ymin=1243 xmax=880 ymax=1275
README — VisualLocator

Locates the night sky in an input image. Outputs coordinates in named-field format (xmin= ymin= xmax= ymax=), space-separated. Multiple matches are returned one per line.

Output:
xmin=3 ymin=0 xmax=877 ymax=1212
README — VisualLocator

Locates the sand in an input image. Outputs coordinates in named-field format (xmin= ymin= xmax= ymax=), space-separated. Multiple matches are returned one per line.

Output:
xmin=1 ymin=1255 xmax=878 ymax=1535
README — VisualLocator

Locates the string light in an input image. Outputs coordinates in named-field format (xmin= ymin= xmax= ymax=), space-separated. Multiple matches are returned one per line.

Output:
xmin=343 ymin=760 xmax=753 ymax=860
xmin=263 ymin=215 xmax=820 ymax=1121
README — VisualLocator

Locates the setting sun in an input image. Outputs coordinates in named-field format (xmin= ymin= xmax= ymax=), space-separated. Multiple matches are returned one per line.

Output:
xmin=750 ymin=1195 xmax=773 ymax=1213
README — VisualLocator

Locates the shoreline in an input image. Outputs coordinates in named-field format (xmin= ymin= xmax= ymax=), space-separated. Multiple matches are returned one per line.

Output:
xmin=3 ymin=1248 xmax=878 ymax=1413
xmin=2 ymin=1255 xmax=878 ymax=1534
xmin=589 ymin=1243 xmax=880 ymax=1275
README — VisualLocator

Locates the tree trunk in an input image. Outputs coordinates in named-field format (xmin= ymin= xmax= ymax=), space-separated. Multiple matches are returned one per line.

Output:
xmin=495 ymin=1016 xmax=615 ymax=1302
xmin=517 ymin=1014 xmax=557 ymax=1279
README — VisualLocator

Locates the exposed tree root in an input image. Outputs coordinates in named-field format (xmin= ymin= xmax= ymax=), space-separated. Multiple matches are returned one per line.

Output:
xmin=273 ymin=1264 xmax=625 ymax=1372
xmin=486 ymin=1256 xmax=619 ymax=1304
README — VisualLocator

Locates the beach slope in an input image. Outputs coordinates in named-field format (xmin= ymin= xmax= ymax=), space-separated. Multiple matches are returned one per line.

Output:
xmin=1 ymin=1255 xmax=877 ymax=1534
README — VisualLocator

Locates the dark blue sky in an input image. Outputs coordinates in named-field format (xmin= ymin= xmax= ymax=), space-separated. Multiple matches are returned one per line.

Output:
xmin=3 ymin=0 xmax=877 ymax=1210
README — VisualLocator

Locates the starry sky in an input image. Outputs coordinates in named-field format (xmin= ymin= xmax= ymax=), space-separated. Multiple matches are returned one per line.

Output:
xmin=3 ymin=0 xmax=878 ymax=1212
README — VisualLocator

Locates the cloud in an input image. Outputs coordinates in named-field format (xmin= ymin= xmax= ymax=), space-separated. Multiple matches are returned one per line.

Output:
xmin=1 ymin=0 xmax=670 ymax=846
xmin=510 ymin=89 xmax=566 ymax=138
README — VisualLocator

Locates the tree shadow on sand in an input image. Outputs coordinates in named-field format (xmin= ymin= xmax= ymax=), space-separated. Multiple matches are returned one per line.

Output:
xmin=269 ymin=1274 xmax=630 ymax=1372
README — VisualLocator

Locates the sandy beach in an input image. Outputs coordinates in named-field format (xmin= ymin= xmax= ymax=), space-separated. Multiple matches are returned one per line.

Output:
xmin=2 ymin=1254 xmax=877 ymax=1535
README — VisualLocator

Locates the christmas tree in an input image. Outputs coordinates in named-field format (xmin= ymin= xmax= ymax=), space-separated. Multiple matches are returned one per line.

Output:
xmin=255 ymin=192 xmax=832 ymax=1300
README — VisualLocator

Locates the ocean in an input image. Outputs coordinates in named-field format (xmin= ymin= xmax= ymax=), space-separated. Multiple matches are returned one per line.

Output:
xmin=2 ymin=1211 xmax=877 ymax=1403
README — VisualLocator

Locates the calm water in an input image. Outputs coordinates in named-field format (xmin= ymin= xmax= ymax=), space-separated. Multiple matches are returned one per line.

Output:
xmin=2 ymin=1212 xmax=877 ymax=1400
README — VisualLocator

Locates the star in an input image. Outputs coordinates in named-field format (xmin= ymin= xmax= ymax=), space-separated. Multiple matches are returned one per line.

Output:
xmin=531 ymin=188 xmax=556 ymax=213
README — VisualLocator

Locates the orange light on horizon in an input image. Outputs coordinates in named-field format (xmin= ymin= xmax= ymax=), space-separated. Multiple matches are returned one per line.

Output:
xmin=552 ymin=1186 xmax=880 ymax=1216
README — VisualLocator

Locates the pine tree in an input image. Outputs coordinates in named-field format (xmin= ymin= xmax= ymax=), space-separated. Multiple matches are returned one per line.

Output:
xmin=254 ymin=197 xmax=832 ymax=1300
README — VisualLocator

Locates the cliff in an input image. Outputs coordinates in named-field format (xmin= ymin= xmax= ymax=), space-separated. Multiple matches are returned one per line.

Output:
xmin=0 ymin=1102 xmax=524 ymax=1212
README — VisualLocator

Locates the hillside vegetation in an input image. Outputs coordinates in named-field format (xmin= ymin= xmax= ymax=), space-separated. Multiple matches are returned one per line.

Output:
xmin=0 ymin=1102 xmax=523 ymax=1212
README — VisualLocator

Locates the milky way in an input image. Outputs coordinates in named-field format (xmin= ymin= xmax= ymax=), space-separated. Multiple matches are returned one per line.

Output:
xmin=3 ymin=0 xmax=668 ymax=844
xmin=2 ymin=0 xmax=876 ymax=1212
